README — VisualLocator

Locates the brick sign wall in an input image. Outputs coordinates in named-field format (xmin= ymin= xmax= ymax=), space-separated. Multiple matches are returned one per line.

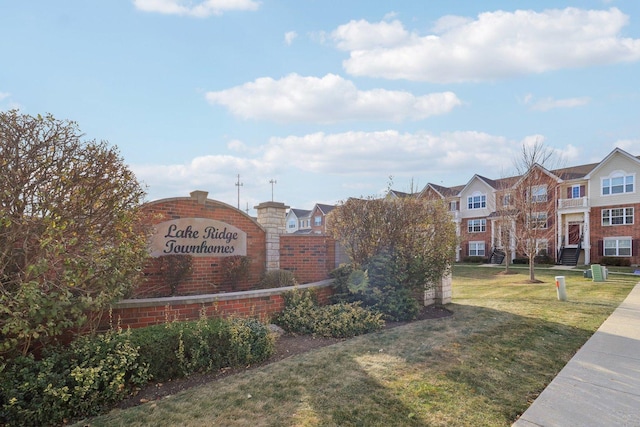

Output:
xmin=135 ymin=192 xmax=266 ymax=297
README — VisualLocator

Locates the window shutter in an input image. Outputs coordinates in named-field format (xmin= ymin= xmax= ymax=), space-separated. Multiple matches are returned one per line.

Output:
xmin=597 ymin=240 xmax=603 ymax=257
xmin=580 ymin=185 xmax=585 ymax=197
xmin=465 ymin=243 xmax=469 ymax=257
xmin=633 ymin=240 xmax=639 ymax=256
xmin=566 ymin=187 xmax=572 ymax=198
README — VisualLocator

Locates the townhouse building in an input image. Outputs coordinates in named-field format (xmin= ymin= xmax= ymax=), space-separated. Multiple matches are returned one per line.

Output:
xmin=285 ymin=208 xmax=312 ymax=234
xmin=285 ymin=204 xmax=336 ymax=235
xmin=419 ymin=147 xmax=640 ymax=266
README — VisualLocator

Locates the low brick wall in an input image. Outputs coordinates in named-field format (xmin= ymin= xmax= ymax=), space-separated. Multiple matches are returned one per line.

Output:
xmin=280 ymin=234 xmax=336 ymax=283
xmin=102 ymin=280 xmax=334 ymax=330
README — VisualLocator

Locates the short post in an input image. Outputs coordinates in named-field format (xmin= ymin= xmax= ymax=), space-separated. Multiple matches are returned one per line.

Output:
xmin=555 ymin=276 xmax=567 ymax=301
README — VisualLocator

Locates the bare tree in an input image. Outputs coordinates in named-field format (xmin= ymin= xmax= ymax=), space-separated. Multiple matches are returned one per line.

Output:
xmin=510 ymin=141 xmax=563 ymax=282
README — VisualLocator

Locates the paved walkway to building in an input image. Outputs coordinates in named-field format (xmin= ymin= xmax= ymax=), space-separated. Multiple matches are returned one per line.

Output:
xmin=513 ymin=283 xmax=640 ymax=427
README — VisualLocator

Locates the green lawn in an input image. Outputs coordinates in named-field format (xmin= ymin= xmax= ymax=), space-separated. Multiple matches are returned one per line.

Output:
xmin=77 ymin=265 xmax=637 ymax=427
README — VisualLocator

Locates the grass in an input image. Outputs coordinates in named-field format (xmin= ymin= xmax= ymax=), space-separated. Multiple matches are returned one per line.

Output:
xmin=76 ymin=265 xmax=637 ymax=427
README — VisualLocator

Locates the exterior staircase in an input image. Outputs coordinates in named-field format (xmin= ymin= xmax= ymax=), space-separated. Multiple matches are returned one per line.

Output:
xmin=558 ymin=245 xmax=581 ymax=266
xmin=489 ymin=248 xmax=506 ymax=265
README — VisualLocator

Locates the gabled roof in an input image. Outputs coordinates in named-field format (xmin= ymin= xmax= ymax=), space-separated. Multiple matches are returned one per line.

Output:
xmin=510 ymin=163 xmax=562 ymax=189
xmin=583 ymin=147 xmax=640 ymax=179
xmin=419 ymin=183 xmax=465 ymax=199
xmin=288 ymin=208 xmax=311 ymax=219
xmin=414 ymin=147 xmax=640 ymax=197
xmin=551 ymin=161 xmax=599 ymax=181
xmin=459 ymin=174 xmax=503 ymax=195
xmin=387 ymin=189 xmax=415 ymax=199
xmin=314 ymin=203 xmax=336 ymax=215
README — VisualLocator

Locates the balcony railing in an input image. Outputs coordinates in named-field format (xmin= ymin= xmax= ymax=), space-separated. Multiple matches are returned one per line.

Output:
xmin=557 ymin=197 xmax=589 ymax=210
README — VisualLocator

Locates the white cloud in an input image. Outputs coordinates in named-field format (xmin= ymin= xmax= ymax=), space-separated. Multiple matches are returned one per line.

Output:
xmin=613 ymin=138 xmax=640 ymax=154
xmin=284 ymin=31 xmax=297 ymax=46
xmin=0 ymin=92 xmax=22 ymax=111
xmin=332 ymin=8 xmax=640 ymax=83
xmin=205 ymin=73 xmax=461 ymax=123
xmin=133 ymin=129 xmax=565 ymax=206
xmin=331 ymin=19 xmax=410 ymax=51
xmin=526 ymin=96 xmax=591 ymax=111
xmin=133 ymin=0 xmax=260 ymax=17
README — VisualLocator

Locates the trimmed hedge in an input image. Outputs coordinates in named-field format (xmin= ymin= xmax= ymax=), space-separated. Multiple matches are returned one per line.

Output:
xmin=276 ymin=288 xmax=384 ymax=338
xmin=599 ymin=256 xmax=631 ymax=267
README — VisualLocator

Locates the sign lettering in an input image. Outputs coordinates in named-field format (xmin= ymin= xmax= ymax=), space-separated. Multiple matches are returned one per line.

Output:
xmin=149 ymin=218 xmax=247 ymax=257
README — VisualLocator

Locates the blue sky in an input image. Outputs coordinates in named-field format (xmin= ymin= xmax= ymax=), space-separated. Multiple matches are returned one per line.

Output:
xmin=2 ymin=1 xmax=640 ymax=213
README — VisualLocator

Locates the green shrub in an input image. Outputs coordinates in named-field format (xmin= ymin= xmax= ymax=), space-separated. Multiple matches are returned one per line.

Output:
xmin=0 ymin=315 xmax=275 ymax=425
xmin=258 ymin=269 xmax=297 ymax=289
xmin=329 ymin=264 xmax=358 ymax=303
xmin=127 ymin=315 xmax=274 ymax=381
xmin=462 ymin=256 xmax=488 ymax=263
xmin=340 ymin=252 xmax=421 ymax=322
xmin=0 ymin=329 xmax=150 ymax=426
xmin=276 ymin=288 xmax=319 ymax=334
xmin=373 ymin=287 xmax=420 ymax=322
xmin=312 ymin=302 xmax=385 ymax=338
xmin=276 ymin=288 xmax=384 ymax=338
xmin=599 ymin=257 xmax=631 ymax=267
xmin=226 ymin=317 xmax=275 ymax=365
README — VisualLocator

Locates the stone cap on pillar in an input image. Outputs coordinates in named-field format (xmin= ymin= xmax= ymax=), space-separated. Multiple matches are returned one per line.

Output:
xmin=189 ymin=190 xmax=209 ymax=204
xmin=254 ymin=201 xmax=290 ymax=210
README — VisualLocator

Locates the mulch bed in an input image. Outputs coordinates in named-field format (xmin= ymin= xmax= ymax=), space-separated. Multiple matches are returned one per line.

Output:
xmin=117 ymin=305 xmax=453 ymax=409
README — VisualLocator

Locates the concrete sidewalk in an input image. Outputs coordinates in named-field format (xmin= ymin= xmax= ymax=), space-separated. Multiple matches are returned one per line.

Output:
xmin=514 ymin=283 xmax=640 ymax=427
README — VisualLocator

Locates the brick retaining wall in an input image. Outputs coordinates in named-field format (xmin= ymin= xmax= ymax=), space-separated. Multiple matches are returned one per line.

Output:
xmin=103 ymin=280 xmax=334 ymax=330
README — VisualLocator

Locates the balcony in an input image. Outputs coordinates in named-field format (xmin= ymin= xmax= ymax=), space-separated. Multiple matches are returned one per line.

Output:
xmin=558 ymin=197 xmax=589 ymax=210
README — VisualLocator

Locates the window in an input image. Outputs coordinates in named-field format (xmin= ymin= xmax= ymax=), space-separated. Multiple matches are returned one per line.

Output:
xmin=535 ymin=239 xmax=548 ymax=254
xmin=468 ymin=219 xmax=486 ymax=233
xmin=469 ymin=241 xmax=485 ymax=256
xmin=314 ymin=216 xmax=322 ymax=226
xmin=449 ymin=201 xmax=458 ymax=211
xmin=467 ymin=192 xmax=486 ymax=209
xmin=531 ymin=185 xmax=548 ymax=203
xmin=602 ymin=173 xmax=634 ymax=195
xmin=502 ymin=194 xmax=512 ymax=207
xmin=604 ymin=238 xmax=632 ymax=257
xmin=528 ymin=212 xmax=548 ymax=229
xmin=568 ymin=185 xmax=585 ymax=199
xmin=288 ymin=220 xmax=296 ymax=229
xmin=602 ymin=208 xmax=634 ymax=226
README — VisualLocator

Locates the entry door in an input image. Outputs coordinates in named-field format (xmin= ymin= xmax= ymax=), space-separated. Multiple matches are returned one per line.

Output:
xmin=568 ymin=224 xmax=581 ymax=245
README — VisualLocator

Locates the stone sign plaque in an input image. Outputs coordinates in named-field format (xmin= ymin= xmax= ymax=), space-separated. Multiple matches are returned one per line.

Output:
xmin=149 ymin=218 xmax=247 ymax=257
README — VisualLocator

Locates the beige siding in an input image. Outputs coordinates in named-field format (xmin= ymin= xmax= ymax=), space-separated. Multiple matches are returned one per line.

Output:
xmin=459 ymin=178 xmax=495 ymax=219
xmin=589 ymin=152 xmax=640 ymax=207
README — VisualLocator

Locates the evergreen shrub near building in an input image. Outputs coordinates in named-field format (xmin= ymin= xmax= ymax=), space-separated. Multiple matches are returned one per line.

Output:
xmin=599 ymin=256 xmax=632 ymax=267
xmin=462 ymin=256 xmax=488 ymax=264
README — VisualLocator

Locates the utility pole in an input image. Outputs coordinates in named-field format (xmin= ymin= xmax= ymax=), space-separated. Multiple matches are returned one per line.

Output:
xmin=269 ymin=178 xmax=277 ymax=201
xmin=235 ymin=174 xmax=243 ymax=209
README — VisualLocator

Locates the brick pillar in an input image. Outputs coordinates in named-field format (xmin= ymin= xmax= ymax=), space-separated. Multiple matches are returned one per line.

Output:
xmin=255 ymin=201 xmax=289 ymax=271
xmin=436 ymin=271 xmax=452 ymax=305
